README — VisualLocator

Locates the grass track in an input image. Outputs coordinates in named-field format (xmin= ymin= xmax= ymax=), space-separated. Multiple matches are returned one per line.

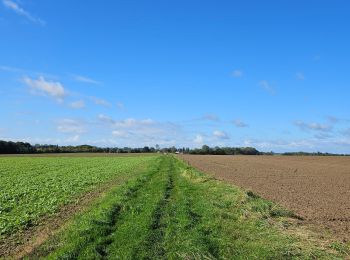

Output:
xmin=26 ymin=156 xmax=350 ymax=259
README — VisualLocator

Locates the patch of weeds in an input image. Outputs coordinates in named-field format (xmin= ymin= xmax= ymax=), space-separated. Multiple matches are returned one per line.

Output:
xmin=330 ymin=242 xmax=350 ymax=256
xmin=270 ymin=207 xmax=295 ymax=218
xmin=246 ymin=190 xmax=260 ymax=199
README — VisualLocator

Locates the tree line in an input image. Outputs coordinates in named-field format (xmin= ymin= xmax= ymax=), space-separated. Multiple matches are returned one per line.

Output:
xmin=0 ymin=141 xmax=157 ymax=154
xmin=0 ymin=140 xmax=260 ymax=155
xmin=187 ymin=145 xmax=260 ymax=155
xmin=1 ymin=140 xmax=348 ymax=156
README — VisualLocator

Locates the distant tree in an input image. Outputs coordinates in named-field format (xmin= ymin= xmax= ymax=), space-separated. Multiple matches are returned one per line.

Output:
xmin=142 ymin=146 xmax=151 ymax=153
xmin=201 ymin=145 xmax=210 ymax=154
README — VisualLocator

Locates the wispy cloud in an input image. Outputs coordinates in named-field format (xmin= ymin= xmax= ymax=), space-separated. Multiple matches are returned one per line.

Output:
xmin=259 ymin=80 xmax=275 ymax=95
xmin=97 ymin=115 xmax=185 ymax=147
xmin=97 ymin=114 xmax=114 ymax=124
xmin=231 ymin=70 xmax=243 ymax=78
xmin=202 ymin=114 xmax=220 ymax=122
xmin=112 ymin=130 xmax=129 ymax=138
xmin=117 ymin=102 xmax=125 ymax=110
xmin=97 ymin=115 xmax=155 ymax=131
xmin=314 ymin=132 xmax=333 ymax=140
xmin=23 ymin=76 xmax=66 ymax=102
xmin=66 ymin=135 xmax=80 ymax=143
xmin=69 ymin=100 xmax=85 ymax=109
xmin=327 ymin=115 xmax=340 ymax=124
xmin=0 ymin=65 xmax=25 ymax=73
xmin=2 ymin=0 xmax=45 ymax=25
xmin=72 ymin=74 xmax=101 ymax=85
xmin=341 ymin=128 xmax=350 ymax=137
xmin=193 ymin=134 xmax=204 ymax=144
xmin=114 ymin=118 xmax=154 ymax=128
xmin=0 ymin=65 xmax=58 ymax=80
xmin=232 ymin=119 xmax=249 ymax=128
xmin=243 ymin=137 xmax=350 ymax=153
xmin=296 ymin=72 xmax=305 ymax=80
xmin=294 ymin=120 xmax=332 ymax=132
xmin=213 ymin=130 xmax=230 ymax=140
xmin=57 ymin=119 xmax=85 ymax=134
xmin=90 ymin=96 xmax=111 ymax=107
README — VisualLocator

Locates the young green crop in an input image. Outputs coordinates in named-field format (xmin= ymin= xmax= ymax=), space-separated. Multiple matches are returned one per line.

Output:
xmin=0 ymin=155 xmax=159 ymax=238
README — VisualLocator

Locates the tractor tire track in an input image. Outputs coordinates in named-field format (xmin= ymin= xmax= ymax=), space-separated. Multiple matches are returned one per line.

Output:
xmin=79 ymin=165 xmax=160 ymax=259
xmin=134 ymin=159 xmax=175 ymax=259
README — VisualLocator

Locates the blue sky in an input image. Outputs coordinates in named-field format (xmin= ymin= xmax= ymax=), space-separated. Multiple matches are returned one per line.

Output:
xmin=1 ymin=0 xmax=350 ymax=152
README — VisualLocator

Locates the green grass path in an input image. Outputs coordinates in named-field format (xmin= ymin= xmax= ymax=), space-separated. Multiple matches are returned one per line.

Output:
xmin=30 ymin=156 xmax=349 ymax=259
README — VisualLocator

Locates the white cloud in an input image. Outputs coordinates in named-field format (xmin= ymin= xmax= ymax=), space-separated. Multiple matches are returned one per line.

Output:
xmin=96 ymin=115 xmax=187 ymax=147
xmin=91 ymin=96 xmax=111 ymax=107
xmin=296 ymin=72 xmax=305 ymax=80
xmin=65 ymin=135 xmax=80 ymax=143
xmin=97 ymin=114 xmax=114 ymax=123
xmin=98 ymin=116 xmax=154 ymax=129
xmin=72 ymin=75 xmax=101 ymax=85
xmin=23 ymin=76 xmax=66 ymax=101
xmin=213 ymin=130 xmax=230 ymax=140
xmin=231 ymin=70 xmax=243 ymax=78
xmin=69 ymin=100 xmax=85 ymax=109
xmin=314 ymin=132 xmax=333 ymax=140
xmin=2 ymin=0 xmax=45 ymax=25
xmin=112 ymin=130 xmax=129 ymax=138
xmin=259 ymin=80 xmax=275 ymax=95
xmin=232 ymin=119 xmax=249 ymax=128
xmin=193 ymin=134 xmax=204 ymax=144
xmin=243 ymin=137 xmax=350 ymax=153
xmin=114 ymin=118 xmax=154 ymax=128
xmin=57 ymin=119 xmax=85 ymax=134
xmin=294 ymin=120 xmax=332 ymax=132
xmin=243 ymin=138 xmax=314 ymax=150
xmin=0 ymin=65 xmax=24 ymax=73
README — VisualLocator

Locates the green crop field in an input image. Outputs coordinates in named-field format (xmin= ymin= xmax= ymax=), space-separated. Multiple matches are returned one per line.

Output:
xmin=0 ymin=155 xmax=349 ymax=259
xmin=0 ymin=155 xmax=158 ymax=237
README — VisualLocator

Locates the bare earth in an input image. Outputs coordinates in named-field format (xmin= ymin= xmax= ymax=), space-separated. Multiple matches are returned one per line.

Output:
xmin=180 ymin=155 xmax=350 ymax=241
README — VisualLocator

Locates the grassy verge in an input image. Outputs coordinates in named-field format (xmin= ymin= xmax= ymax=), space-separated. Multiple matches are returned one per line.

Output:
xmin=29 ymin=156 xmax=349 ymax=259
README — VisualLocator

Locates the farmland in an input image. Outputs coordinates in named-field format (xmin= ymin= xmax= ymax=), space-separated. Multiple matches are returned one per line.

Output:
xmin=180 ymin=154 xmax=350 ymax=242
xmin=1 ymin=154 xmax=349 ymax=259
xmin=0 ymin=156 xmax=157 ymax=245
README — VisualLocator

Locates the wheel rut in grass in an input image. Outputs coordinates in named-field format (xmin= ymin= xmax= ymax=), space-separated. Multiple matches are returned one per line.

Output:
xmin=92 ymin=167 xmax=162 ymax=259
xmin=75 ymin=167 xmax=159 ymax=259
xmin=136 ymin=159 xmax=175 ymax=259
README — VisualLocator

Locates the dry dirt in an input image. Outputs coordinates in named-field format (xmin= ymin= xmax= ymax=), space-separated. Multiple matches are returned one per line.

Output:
xmin=180 ymin=155 xmax=350 ymax=242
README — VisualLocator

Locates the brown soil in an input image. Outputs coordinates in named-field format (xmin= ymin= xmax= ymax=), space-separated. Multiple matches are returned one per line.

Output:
xmin=180 ymin=155 xmax=350 ymax=242
xmin=0 ymin=175 xmax=129 ymax=259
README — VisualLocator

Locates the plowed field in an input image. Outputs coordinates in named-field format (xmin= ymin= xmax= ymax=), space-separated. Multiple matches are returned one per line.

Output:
xmin=180 ymin=155 xmax=350 ymax=241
